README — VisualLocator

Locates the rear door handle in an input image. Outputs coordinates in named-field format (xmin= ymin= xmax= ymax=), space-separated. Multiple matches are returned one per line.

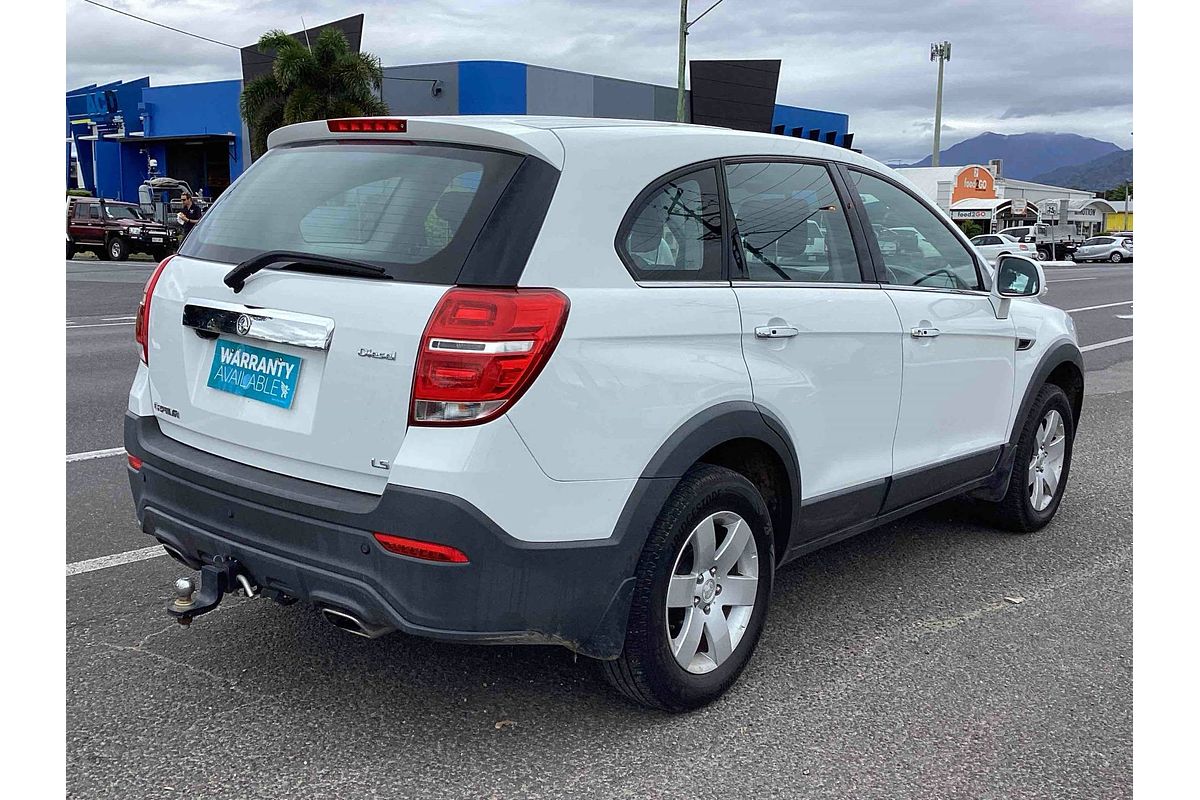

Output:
xmin=755 ymin=325 xmax=799 ymax=339
xmin=910 ymin=327 xmax=941 ymax=338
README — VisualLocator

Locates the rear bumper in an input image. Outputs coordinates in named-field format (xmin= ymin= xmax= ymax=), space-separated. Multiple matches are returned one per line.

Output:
xmin=124 ymin=413 xmax=641 ymax=658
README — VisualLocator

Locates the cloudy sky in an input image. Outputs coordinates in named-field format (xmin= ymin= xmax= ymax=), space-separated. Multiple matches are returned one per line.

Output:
xmin=66 ymin=0 xmax=1133 ymax=162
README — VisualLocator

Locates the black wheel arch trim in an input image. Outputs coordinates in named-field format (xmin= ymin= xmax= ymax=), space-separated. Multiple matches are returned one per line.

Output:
xmin=632 ymin=400 xmax=802 ymax=551
xmin=973 ymin=339 xmax=1084 ymax=502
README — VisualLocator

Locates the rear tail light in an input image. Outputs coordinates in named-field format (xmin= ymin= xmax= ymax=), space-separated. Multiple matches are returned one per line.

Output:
xmin=411 ymin=288 xmax=570 ymax=425
xmin=1019 ymin=244 xmax=1029 ymax=250
xmin=327 ymin=118 xmax=407 ymax=133
xmin=372 ymin=532 xmax=468 ymax=563
xmin=134 ymin=255 xmax=174 ymax=364
xmin=127 ymin=453 xmax=142 ymax=471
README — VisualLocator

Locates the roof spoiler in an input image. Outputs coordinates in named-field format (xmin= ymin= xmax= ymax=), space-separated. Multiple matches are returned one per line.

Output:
xmin=267 ymin=118 xmax=566 ymax=169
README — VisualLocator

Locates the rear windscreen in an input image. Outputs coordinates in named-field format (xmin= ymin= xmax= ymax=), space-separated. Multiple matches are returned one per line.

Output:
xmin=179 ymin=142 xmax=523 ymax=284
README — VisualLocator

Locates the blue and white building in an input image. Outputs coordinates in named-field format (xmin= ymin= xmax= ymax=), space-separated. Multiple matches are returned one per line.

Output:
xmin=67 ymin=60 xmax=852 ymax=203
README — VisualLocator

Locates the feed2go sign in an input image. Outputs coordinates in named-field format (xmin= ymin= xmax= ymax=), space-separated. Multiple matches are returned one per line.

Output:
xmin=950 ymin=166 xmax=995 ymax=203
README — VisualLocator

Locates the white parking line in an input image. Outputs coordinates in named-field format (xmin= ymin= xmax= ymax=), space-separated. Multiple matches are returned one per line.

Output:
xmin=102 ymin=316 xmax=137 ymax=321
xmin=1065 ymin=301 xmax=1133 ymax=313
xmin=1048 ymin=277 xmax=1097 ymax=284
xmin=1081 ymin=336 xmax=1134 ymax=352
xmin=67 ymin=546 xmax=166 ymax=577
xmin=66 ymin=447 xmax=124 ymax=463
xmin=66 ymin=321 xmax=133 ymax=329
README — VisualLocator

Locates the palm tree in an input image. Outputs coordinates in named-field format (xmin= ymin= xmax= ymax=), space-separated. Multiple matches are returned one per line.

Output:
xmin=240 ymin=28 xmax=389 ymax=159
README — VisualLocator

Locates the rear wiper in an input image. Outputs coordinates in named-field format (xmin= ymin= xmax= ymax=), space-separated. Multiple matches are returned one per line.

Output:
xmin=223 ymin=250 xmax=390 ymax=293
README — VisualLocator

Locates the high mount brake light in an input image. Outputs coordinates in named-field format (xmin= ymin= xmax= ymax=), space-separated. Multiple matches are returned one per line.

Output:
xmin=411 ymin=288 xmax=570 ymax=426
xmin=135 ymin=255 xmax=174 ymax=365
xmin=327 ymin=118 xmax=408 ymax=133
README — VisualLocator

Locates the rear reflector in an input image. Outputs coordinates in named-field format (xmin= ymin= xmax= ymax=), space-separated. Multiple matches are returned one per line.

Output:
xmin=127 ymin=454 xmax=143 ymax=471
xmin=411 ymin=288 xmax=570 ymax=426
xmin=372 ymin=532 xmax=468 ymax=563
xmin=327 ymin=118 xmax=407 ymax=133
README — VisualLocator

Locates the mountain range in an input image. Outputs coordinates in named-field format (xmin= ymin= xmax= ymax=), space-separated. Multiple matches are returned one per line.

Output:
xmin=908 ymin=132 xmax=1124 ymax=182
xmin=1030 ymin=149 xmax=1133 ymax=192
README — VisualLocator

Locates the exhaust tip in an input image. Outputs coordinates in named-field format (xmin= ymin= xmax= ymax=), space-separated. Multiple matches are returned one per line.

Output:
xmin=321 ymin=607 xmax=376 ymax=638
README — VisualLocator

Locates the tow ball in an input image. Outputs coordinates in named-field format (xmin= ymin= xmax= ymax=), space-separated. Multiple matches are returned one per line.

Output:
xmin=168 ymin=555 xmax=257 ymax=626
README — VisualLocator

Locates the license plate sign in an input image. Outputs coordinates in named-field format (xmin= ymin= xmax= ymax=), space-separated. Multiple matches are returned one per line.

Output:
xmin=151 ymin=237 xmax=164 ymax=243
xmin=207 ymin=339 xmax=302 ymax=409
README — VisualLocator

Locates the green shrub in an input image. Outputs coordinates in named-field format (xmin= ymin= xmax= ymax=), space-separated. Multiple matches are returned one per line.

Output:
xmin=67 ymin=189 xmax=92 ymax=197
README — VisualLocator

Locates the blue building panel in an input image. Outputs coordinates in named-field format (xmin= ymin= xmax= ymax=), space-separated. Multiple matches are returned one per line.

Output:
xmin=140 ymin=79 xmax=242 ymax=138
xmin=771 ymin=104 xmax=850 ymax=146
xmin=457 ymin=61 xmax=527 ymax=114
xmin=91 ymin=139 xmax=123 ymax=200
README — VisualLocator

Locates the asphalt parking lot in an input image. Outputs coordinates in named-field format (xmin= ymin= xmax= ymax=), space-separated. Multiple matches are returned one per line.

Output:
xmin=66 ymin=259 xmax=1132 ymax=799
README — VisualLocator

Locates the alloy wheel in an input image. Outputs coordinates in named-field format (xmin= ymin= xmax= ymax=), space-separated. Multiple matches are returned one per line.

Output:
xmin=1028 ymin=409 xmax=1066 ymax=512
xmin=665 ymin=511 xmax=759 ymax=675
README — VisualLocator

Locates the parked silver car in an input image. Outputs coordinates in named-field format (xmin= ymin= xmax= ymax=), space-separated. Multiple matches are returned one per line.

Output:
xmin=1073 ymin=235 xmax=1132 ymax=263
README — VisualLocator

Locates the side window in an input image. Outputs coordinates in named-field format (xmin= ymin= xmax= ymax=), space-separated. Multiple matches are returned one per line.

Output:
xmin=724 ymin=161 xmax=861 ymax=283
xmin=848 ymin=170 xmax=981 ymax=290
xmin=620 ymin=167 xmax=723 ymax=281
xmin=87 ymin=205 xmax=100 ymax=221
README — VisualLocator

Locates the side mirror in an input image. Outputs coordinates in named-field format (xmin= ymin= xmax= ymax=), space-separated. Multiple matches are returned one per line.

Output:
xmin=990 ymin=255 xmax=1046 ymax=319
xmin=995 ymin=255 xmax=1044 ymax=297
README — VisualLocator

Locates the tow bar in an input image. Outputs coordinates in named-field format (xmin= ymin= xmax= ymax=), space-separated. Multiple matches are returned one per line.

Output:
xmin=168 ymin=555 xmax=257 ymax=626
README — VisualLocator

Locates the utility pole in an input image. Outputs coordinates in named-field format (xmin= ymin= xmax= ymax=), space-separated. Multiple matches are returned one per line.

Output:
xmin=930 ymin=41 xmax=951 ymax=167
xmin=1125 ymin=130 xmax=1132 ymax=226
xmin=676 ymin=0 xmax=727 ymax=123
xmin=677 ymin=0 xmax=688 ymax=122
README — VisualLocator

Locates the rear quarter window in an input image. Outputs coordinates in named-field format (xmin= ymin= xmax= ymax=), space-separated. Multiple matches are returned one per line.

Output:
xmin=617 ymin=166 xmax=724 ymax=282
xmin=179 ymin=142 xmax=524 ymax=285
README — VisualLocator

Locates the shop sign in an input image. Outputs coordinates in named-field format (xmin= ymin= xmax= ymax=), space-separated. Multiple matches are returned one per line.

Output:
xmin=950 ymin=165 xmax=996 ymax=203
xmin=951 ymin=209 xmax=991 ymax=219
xmin=1010 ymin=198 xmax=1028 ymax=216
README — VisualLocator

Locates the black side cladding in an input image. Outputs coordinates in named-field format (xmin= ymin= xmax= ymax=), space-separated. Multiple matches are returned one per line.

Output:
xmin=456 ymin=156 xmax=561 ymax=287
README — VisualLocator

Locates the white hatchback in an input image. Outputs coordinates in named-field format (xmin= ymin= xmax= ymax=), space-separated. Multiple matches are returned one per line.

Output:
xmin=126 ymin=116 xmax=1084 ymax=711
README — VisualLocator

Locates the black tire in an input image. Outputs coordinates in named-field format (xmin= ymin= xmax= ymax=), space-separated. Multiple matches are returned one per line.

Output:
xmin=107 ymin=236 xmax=129 ymax=261
xmin=601 ymin=464 xmax=774 ymax=711
xmin=987 ymin=384 xmax=1075 ymax=533
xmin=1109 ymin=251 xmax=1124 ymax=263
xmin=66 ymin=240 xmax=75 ymax=260
xmin=1036 ymin=248 xmax=1050 ymax=262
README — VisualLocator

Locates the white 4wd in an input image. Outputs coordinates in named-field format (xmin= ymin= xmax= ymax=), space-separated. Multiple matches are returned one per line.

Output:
xmin=126 ymin=116 xmax=1083 ymax=711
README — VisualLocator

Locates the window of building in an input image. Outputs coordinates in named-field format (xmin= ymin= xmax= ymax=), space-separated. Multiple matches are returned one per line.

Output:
xmin=724 ymin=161 xmax=861 ymax=283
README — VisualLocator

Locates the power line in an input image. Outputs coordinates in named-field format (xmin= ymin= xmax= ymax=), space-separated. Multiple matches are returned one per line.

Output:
xmin=77 ymin=0 xmax=442 ymax=93
xmin=79 ymin=0 xmax=240 ymax=50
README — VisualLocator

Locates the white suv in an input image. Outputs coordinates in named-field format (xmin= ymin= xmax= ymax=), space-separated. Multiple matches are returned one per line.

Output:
xmin=126 ymin=116 xmax=1083 ymax=711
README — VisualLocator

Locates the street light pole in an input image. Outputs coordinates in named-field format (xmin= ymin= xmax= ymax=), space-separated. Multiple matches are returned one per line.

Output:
xmin=930 ymin=41 xmax=951 ymax=167
xmin=677 ymin=0 xmax=688 ymax=122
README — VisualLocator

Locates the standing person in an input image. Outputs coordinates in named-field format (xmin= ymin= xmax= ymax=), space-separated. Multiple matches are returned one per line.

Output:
xmin=177 ymin=191 xmax=202 ymax=239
